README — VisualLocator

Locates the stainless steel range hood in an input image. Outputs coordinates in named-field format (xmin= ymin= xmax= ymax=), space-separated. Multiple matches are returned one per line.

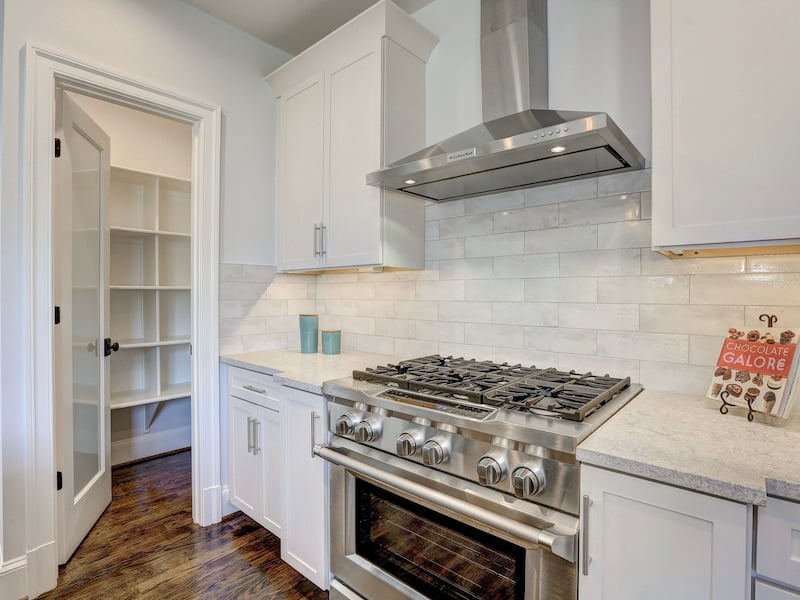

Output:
xmin=367 ymin=0 xmax=645 ymax=202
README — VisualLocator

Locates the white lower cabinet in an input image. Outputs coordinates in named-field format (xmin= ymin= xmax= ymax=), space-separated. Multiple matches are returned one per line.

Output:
xmin=280 ymin=385 xmax=329 ymax=590
xmin=579 ymin=465 xmax=750 ymax=600
xmin=755 ymin=497 xmax=800 ymax=597
xmin=228 ymin=368 xmax=282 ymax=536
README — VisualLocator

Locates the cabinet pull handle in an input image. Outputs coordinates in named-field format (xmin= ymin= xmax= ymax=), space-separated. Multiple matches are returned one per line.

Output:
xmin=313 ymin=223 xmax=321 ymax=257
xmin=320 ymin=223 xmax=327 ymax=256
xmin=247 ymin=416 xmax=254 ymax=454
xmin=310 ymin=411 xmax=321 ymax=459
xmin=253 ymin=419 xmax=260 ymax=455
xmin=581 ymin=494 xmax=593 ymax=576
xmin=243 ymin=384 xmax=266 ymax=394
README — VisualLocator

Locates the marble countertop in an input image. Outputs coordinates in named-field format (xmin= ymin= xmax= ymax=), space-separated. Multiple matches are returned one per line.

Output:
xmin=221 ymin=348 xmax=403 ymax=394
xmin=577 ymin=389 xmax=800 ymax=505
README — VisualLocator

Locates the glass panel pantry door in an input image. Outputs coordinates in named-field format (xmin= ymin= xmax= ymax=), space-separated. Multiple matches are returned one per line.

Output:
xmin=54 ymin=90 xmax=112 ymax=564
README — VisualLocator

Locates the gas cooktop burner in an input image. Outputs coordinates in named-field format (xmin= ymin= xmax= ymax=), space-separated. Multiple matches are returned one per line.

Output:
xmin=353 ymin=355 xmax=631 ymax=422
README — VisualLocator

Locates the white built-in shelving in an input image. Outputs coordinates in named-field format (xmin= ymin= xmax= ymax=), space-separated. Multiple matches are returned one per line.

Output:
xmin=109 ymin=166 xmax=191 ymax=411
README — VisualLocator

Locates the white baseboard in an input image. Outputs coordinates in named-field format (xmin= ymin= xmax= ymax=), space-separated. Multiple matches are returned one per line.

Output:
xmin=111 ymin=425 xmax=191 ymax=466
xmin=0 ymin=555 xmax=27 ymax=600
xmin=221 ymin=484 xmax=237 ymax=518
xmin=198 ymin=484 xmax=222 ymax=526
xmin=22 ymin=540 xmax=57 ymax=599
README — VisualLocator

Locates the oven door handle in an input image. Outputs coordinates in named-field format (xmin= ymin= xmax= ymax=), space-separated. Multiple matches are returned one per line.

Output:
xmin=313 ymin=443 xmax=576 ymax=563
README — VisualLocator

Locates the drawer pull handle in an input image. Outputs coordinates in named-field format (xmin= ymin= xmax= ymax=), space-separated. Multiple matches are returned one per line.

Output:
xmin=243 ymin=384 xmax=266 ymax=394
xmin=247 ymin=417 xmax=254 ymax=454
xmin=582 ymin=494 xmax=593 ymax=576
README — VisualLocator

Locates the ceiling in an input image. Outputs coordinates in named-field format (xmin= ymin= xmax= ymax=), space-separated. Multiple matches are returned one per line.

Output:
xmin=182 ymin=0 xmax=436 ymax=56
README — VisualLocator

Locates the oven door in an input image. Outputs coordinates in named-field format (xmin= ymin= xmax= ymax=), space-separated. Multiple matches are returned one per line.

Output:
xmin=316 ymin=438 xmax=578 ymax=600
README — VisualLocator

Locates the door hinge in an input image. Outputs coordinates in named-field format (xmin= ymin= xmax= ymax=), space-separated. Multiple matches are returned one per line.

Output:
xmin=54 ymin=306 xmax=61 ymax=325
xmin=54 ymin=137 xmax=61 ymax=158
xmin=57 ymin=471 xmax=63 ymax=491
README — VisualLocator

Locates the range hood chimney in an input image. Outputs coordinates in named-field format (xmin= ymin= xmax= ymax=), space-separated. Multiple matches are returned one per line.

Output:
xmin=367 ymin=0 xmax=645 ymax=202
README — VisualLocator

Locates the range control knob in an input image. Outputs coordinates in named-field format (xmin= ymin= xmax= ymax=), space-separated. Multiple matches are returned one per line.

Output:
xmin=354 ymin=418 xmax=382 ymax=443
xmin=334 ymin=413 xmax=359 ymax=437
xmin=422 ymin=438 xmax=450 ymax=466
xmin=511 ymin=464 xmax=547 ymax=498
xmin=477 ymin=455 xmax=508 ymax=486
xmin=396 ymin=429 xmax=425 ymax=457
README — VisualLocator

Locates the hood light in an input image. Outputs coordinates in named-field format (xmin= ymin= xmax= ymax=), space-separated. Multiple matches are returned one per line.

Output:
xmin=404 ymin=179 xmax=416 ymax=185
xmin=550 ymin=145 xmax=566 ymax=154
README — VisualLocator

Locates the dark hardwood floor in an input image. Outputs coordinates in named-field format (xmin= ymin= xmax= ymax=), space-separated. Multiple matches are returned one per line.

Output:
xmin=39 ymin=451 xmax=329 ymax=600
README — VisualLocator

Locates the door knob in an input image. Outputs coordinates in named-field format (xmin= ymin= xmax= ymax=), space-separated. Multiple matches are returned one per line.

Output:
xmin=104 ymin=338 xmax=119 ymax=357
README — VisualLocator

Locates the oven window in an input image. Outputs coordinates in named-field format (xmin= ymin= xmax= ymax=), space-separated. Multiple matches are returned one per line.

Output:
xmin=355 ymin=479 xmax=525 ymax=600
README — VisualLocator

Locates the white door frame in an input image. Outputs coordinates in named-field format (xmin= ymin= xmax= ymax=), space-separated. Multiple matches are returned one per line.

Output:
xmin=22 ymin=45 xmax=222 ymax=597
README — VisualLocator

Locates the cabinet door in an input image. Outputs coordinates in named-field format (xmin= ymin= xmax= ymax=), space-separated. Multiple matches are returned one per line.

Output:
xmin=324 ymin=45 xmax=383 ymax=268
xmin=651 ymin=0 xmax=800 ymax=249
xmin=280 ymin=386 xmax=328 ymax=590
xmin=258 ymin=405 xmax=281 ymax=537
xmin=277 ymin=75 xmax=324 ymax=271
xmin=756 ymin=581 xmax=800 ymax=600
xmin=580 ymin=465 xmax=749 ymax=600
xmin=229 ymin=396 xmax=261 ymax=518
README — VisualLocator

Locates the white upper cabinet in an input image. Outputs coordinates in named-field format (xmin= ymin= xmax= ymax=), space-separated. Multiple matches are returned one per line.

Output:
xmin=266 ymin=1 xmax=437 ymax=272
xmin=651 ymin=0 xmax=800 ymax=254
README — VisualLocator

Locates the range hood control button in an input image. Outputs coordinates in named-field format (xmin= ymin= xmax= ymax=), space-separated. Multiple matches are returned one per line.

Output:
xmin=396 ymin=429 xmax=425 ymax=457
xmin=422 ymin=438 xmax=449 ymax=466
xmin=354 ymin=418 xmax=382 ymax=443
xmin=335 ymin=413 xmax=359 ymax=436
xmin=477 ymin=455 xmax=508 ymax=486
xmin=511 ymin=464 xmax=547 ymax=498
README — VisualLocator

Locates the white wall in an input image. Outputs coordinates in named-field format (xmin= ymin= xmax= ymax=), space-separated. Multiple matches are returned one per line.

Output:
xmin=413 ymin=0 xmax=652 ymax=161
xmin=0 ymin=0 xmax=289 ymax=569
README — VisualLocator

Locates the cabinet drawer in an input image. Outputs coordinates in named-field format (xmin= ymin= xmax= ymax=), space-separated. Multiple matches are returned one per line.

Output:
xmin=758 ymin=498 xmax=800 ymax=588
xmin=228 ymin=366 xmax=281 ymax=411
xmin=755 ymin=580 xmax=800 ymax=600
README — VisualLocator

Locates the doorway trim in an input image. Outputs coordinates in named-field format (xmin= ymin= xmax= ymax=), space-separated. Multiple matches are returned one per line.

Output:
xmin=22 ymin=45 xmax=221 ymax=597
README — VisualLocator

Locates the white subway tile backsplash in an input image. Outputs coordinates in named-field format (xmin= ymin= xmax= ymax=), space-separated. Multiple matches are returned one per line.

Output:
xmin=465 ymin=232 xmax=525 ymax=258
xmin=426 ymin=199 xmax=465 ymax=220
xmin=492 ymin=302 xmax=558 ymax=327
xmin=597 ymin=331 xmax=688 ymax=364
xmin=690 ymin=274 xmax=800 ymax=306
xmin=638 ymin=361 xmax=711 ymax=395
xmin=465 ymin=191 xmax=524 ymax=215
xmin=394 ymin=300 xmax=438 ymax=321
xmin=689 ymin=335 xmax=724 ymax=366
xmin=559 ymin=303 xmax=639 ymax=331
xmin=493 ymin=254 xmax=559 ymax=278
xmin=439 ymin=301 xmax=493 ymax=323
xmin=744 ymin=306 xmax=800 ymax=327
xmin=439 ymin=214 xmax=494 ymax=239
xmin=641 ymin=251 xmax=746 ymax=275
xmin=415 ymin=320 xmax=465 ymax=343
xmin=524 ymin=178 xmax=597 ymax=206
xmin=375 ymin=318 xmax=416 ymax=339
xmin=525 ymin=278 xmax=598 ymax=303
xmin=426 ymin=238 xmax=465 ymax=260
xmin=222 ymin=168 xmax=799 ymax=387
xmin=598 ymin=220 xmax=652 ymax=249
xmin=439 ymin=258 xmax=494 ymax=280
xmin=598 ymin=276 xmax=689 ymax=304
xmin=524 ymin=225 xmax=597 ymax=254
xmin=558 ymin=194 xmax=641 ymax=227
xmin=524 ymin=327 xmax=597 ymax=354
xmin=465 ymin=279 xmax=524 ymax=301
xmin=493 ymin=205 xmax=559 ymax=233
xmin=416 ymin=280 xmax=465 ymax=301
xmin=597 ymin=169 xmax=651 ymax=195
xmin=465 ymin=324 xmax=524 ymax=347
xmin=560 ymin=249 xmax=641 ymax=277
xmin=640 ymin=305 xmax=744 ymax=335
xmin=747 ymin=255 xmax=800 ymax=273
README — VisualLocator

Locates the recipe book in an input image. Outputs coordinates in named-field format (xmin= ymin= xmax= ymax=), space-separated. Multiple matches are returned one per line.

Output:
xmin=706 ymin=326 xmax=800 ymax=418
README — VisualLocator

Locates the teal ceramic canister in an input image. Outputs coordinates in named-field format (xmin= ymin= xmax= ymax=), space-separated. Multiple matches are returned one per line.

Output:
xmin=322 ymin=330 xmax=341 ymax=355
xmin=299 ymin=314 xmax=319 ymax=353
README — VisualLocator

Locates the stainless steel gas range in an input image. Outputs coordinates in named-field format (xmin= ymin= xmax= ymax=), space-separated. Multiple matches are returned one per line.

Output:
xmin=315 ymin=355 xmax=642 ymax=600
